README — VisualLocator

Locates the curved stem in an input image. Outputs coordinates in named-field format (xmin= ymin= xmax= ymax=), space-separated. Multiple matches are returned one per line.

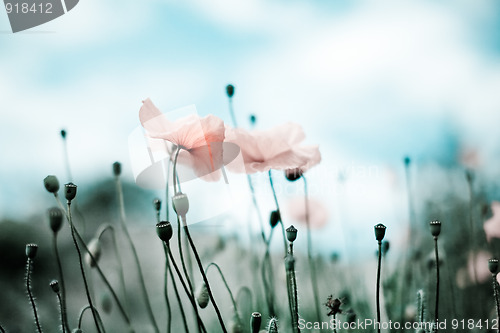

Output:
xmin=52 ymin=233 xmax=70 ymax=332
xmin=68 ymin=203 xmax=102 ymax=333
xmin=302 ymin=175 xmax=321 ymax=323
xmin=26 ymin=258 xmax=43 ymax=333
xmin=173 ymin=148 xmax=181 ymax=194
xmin=0 ymin=325 xmax=5 ymax=333
xmin=376 ymin=241 xmax=382 ymax=333
xmin=115 ymin=175 xmax=159 ymax=333
xmin=236 ymin=286 xmax=253 ymax=312
xmin=184 ymin=224 xmax=228 ymax=333
xmin=77 ymin=306 xmax=105 ymax=331
xmin=166 ymin=244 xmax=206 ymax=333
xmin=205 ymin=263 xmax=240 ymax=322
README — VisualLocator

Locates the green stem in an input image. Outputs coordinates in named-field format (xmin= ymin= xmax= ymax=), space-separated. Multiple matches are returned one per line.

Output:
xmin=55 ymin=292 xmax=67 ymax=333
xmin=493 ymin=273 xmax=500 ymax=333
xmin=434 ymin=237 xmax=439 ymax=332
xmin=68 ymin=203 xmax=102 ymax=333
xmin=183 ymin=223 xmax=228 ymax=333
xmin=163 ymin=243 xmax=188 ymax=333
xmin=115 ymin=175 xmax=159 ymax=333
xmin=52 ymin=233 xmax=70 ymax=332
xmin=162 ymin=244 xmax=172 ymax=333
xmin=205 ymin=263 xmax=241 ymax=323
xmin=26 ymin=258 xmax=43 ymax=333
xmin=302 ymin=175 xmax=321 ymax=323
xmin=77 ymin=305 xmax=105 ymax=331
xmin=288 ymin=245 xmax=300 ymax=333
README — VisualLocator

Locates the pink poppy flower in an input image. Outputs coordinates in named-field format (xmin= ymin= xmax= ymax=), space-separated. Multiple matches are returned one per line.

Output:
xmin=286 ymin=196 xmax=328 ymax=229
xmin=483 ymin=201 xmax=500 ymax=242
xmin=139 ymin=99 xmax=227 ymax=181
xmin=225 ymin=123 xmax=321 ymax=174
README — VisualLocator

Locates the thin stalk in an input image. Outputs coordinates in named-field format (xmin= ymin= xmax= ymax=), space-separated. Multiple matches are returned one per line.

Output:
xmin=55 ymin=292 xmax=67 ymax=333
xmin=115 ymin=174 xmax=159 ymax=333
xmin=68 ymin=203 xmax=102 ymax=333
xmin=302 ymin=175 xmax=321 ymax=323
xmin=166 ymin=244 xmax=206 ymax=333
xmin=0 ymin=325 xmax=5 ymax=333
xmin=466 ymin=173 xmax=479 ymax=285
xmin=177 ymin=217 xmax=202 ymax=333
xmin=333 ymin=313 xmax=337 ymax=333
xmin=183 ymin=223 xmax=228 ymax=333
xmin=493 ymin=273 xmax=500 ymax=333
xmin=434 ymin=237 xmax=440 ymax=332
xmin=162 ymin=244 xmax=172 ymax=333
xmin=228 ymin=96 xmax=238 ymax=127
xmin=26 ymin=258 xmax=43 ymax=333
xmin=52 ymin=233 xmax=70 ymax=332
xmin=77 ymin=306 xmax=105 ymax=331
xmin=205 ymin=263 xmax=241 ymax=323
xmin=61 ymin=131 xmax=73 ymax=182
xmin=376 ymin=240 xmax=382 ymax=333
xmin=288 ymin=245 xmax=300 ymax=333
xmin=163 ymin=243 xmax=188 ymax=333
xmin=261 ymin=234 xmax=276 ymax=316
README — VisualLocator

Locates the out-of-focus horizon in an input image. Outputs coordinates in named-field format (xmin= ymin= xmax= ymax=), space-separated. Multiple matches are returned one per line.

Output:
xmin=1 ymin=0 xmax=500 ymax=256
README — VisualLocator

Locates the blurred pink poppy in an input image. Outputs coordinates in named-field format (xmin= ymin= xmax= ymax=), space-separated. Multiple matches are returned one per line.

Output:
xmin=286 ymin=196 xmax=328 ymax=229
xmin=225 ymin=123 xmax=321 ymax=174
xmin=456 ymin=250 xmax=492 ymax=288
xmin=139 ymin=99 xmax=226 ymax=181
xmin=483 ymin=201 xmax=500 ymax=242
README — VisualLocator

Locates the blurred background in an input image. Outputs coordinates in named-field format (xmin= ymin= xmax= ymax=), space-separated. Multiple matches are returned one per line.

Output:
xmin=2 ymin=0 xmax=500 ymax=331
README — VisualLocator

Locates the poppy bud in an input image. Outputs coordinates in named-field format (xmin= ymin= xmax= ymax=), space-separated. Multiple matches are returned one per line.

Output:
xmin=50 ymin=280 xmax=60 ymax=293
xmin=403 ymin=156 xmax=411 ymax=166
xmin=226 ymin=84 xmax=235 ymax=98
xmin=48 ymin=207 xmax=64 ymax=233
xmin=286 ymin=225 xmax=298 ymax=243
xmin=429 ymin=220 xmax=441 ymax=238
xmin=44 ymin=175 xmax=60 ymax=194
xmin=26 ymin=243 xmax=38 ymax=259
xmin=251 ymin=312 xmax=262 ymax=333
xmin=285 ymin=168 xmax=302 ymax=182
xmin=60 ymin=129 xmax=67 ymax=139
xmin=489 ymin=258 xmax=499 ymax=274
xmin=196 ymin=282 xmax=209 ymax=308
xmin=267 ymin=318 xmax=278 ymax=333
xmin=374 ymin=223 xmax=386 ymax=242
xmin=85 ymin=238 xmax=101 ymax=268
xmin=153 ymin=198 xmax=162 ymax=212
xmin=101 ymin=291 xmax=113 ymax=314
xmin=269 ymin=210 xmax=280 ymax=228
xmin=65 ymin=182 xmax=77 ymax=202
xmin=173 ymin=193 xmax=189 ymax=217
xmin=156 ymin=221 xmax=173 ymax=243
xmin=249 ymin=114 xmax=257 ymax=126
xmin=113 ymin=161 xmax=122 ymax=176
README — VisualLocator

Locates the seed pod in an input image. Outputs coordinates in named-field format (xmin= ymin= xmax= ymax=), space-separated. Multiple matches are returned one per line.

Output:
xmin=49 ymin=280 xmax=60 ymax=293
xmin=226 ymin=84 xmax=235 ymax=98
xmin=60 ymin=129 xmax=67 ymax=139
xmin=429 ymin=220 xmax=441 ymax=237
xmin=286 ymin=225 xmax=298 ymax=243
xmin=44 ymin=175 xmax=60 ymax=193
xmin=85 ymin=238 xmax=101 ymax=268
xmin=285 ymin=168 xmax=302 ymax=182
xmin=251 ymin=312 xmax=262 ymax=333
xmin=156 ymin=221 xmax=173 ymax=243
xmin=153 ymin=198 xmax=162 ymax=212
xmin=489 ymin=258 xmax=499 ymax=274
xmin=269 ymin=210 xmax=280 ymax=228
xmin=267 ymin=317 xmax=278 ymax=333
xmin=26 ymin=243 xmax=38 ymax=259
xmin=374 ymin=223 xmax=386 ymax=242
xmin=113 ymin=161 xmax=122 ymax=176
xmin=65 ymin=182 xmax=77 ymax=202
xmin=173 ymin=193 xmax=189 ymax=216
xmin=48 ymin=207 xmax=64 ymax=233
xmin=196 ymin=282 xmax=209 ymax=309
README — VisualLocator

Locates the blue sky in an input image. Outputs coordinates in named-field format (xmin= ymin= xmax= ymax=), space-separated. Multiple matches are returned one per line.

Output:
xmin=1 ymin=0 xmax=500 ymax=255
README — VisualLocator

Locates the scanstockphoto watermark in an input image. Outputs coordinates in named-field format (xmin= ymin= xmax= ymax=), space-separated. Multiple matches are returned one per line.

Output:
xmin=298 ymin=318 xmax=446 ymax=331
xmin=3 ymin=0 xmax=79 ymax=33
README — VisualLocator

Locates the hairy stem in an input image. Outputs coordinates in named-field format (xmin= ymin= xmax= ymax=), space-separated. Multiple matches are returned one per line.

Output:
xmin=52 ymin=233 xmax=70 ymax=332
xmin=26 ymin=258 xmax=43 ymax=333
xmin=376 ymin=241 xmax=382 ymax=333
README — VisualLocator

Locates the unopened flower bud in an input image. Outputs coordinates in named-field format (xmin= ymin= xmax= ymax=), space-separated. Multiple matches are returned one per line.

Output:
xmin=374 ymin=223 xmax=386 ymax=242
xmin=286 ymin=225 xmax=297 ymax=243
xmin=267 ymin=318 xmax=278 ymax=333
xmin=249 ymin=114 xmax=257 ymax=126
xmin=85 ymin=238 xmax=101 ymax=268
xmin=251 ymin=312 xmax=262 ymax=333
xmin=156 ymin=221 xmax=173 ymax=243
xmin=269 ymin=210 xmax=280 ymax=228
xmin=50 ymin=280 xmax=60 ymax=293
xmin=101 ymin=291 xmax=113 ymax=314
xmin=403 ymin=156 xmax=410 ymax=166
xmin=285 ymin=168 xmax=302 ymax=182
xmin=48 ymin=207 xmax=64 ymax=233
xmin=489 ymin=258 xmax=499 ymax=274
xmin=226 ymin=84 xmax=235 ymax=98
xmin=113 ymin=162 xmax=122 ymax=176
xmin=26 ymin=243 xmax=38 ymax=259
xmin=153 ymin=198 xmax=162 ymax=212
xmin=173 ymin=193 xmax=189 ymax=216
xmin=60 ymin=129 xmax=67 ymax=139
xmin=429 ymin=220 xmax=441 ymax=238
xmin=44 ymin=175 xmax=60 ymax=194
xmin=196 ymin=282 xmax=209 ymax=309
xmin=65 ymin=182 xmax=77 ymax=202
